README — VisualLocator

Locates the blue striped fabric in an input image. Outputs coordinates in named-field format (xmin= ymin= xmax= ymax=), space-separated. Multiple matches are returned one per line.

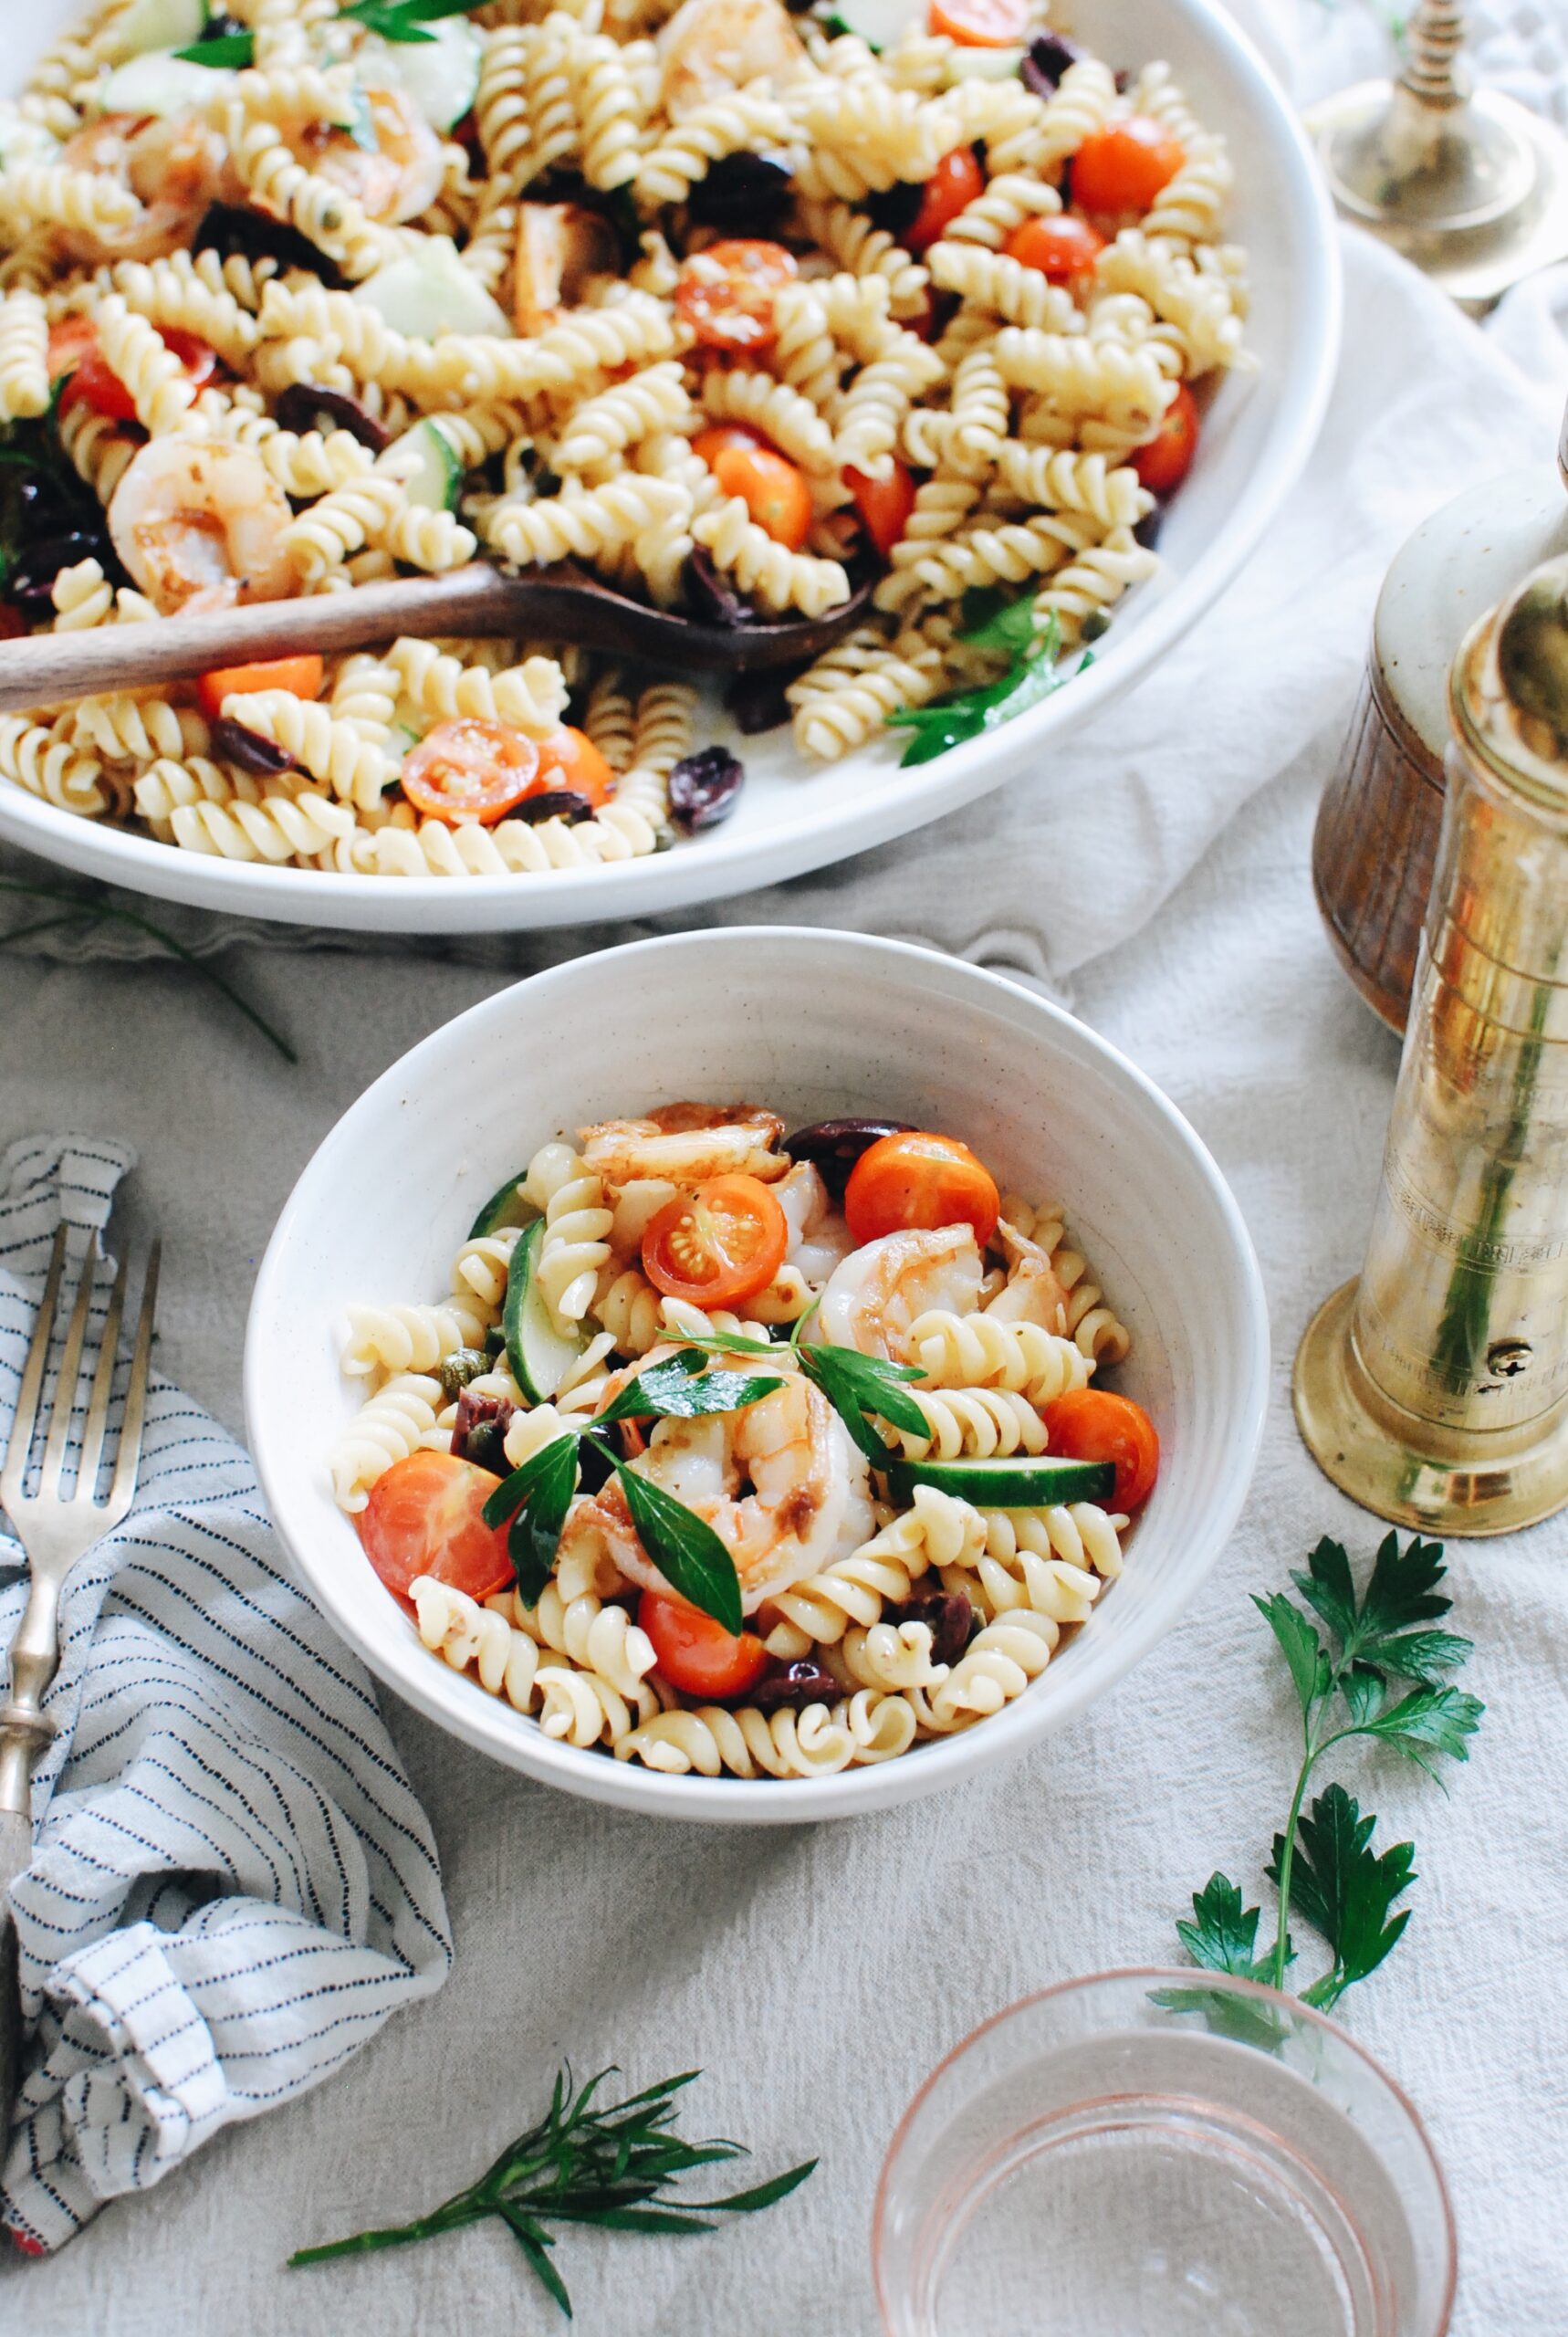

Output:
xmin=0 ymin=1137 xmax=452 ymax=2252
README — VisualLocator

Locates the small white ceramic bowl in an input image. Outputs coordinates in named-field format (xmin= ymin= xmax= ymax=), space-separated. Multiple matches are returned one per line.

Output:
xmin=245 ymin=929 xmax=1269 ymax=1820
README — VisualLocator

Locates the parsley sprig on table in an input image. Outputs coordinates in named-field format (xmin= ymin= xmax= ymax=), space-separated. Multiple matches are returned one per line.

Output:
xmin=288 ymin=2066 xmax=815 ymax=2315
xmin=1176 ymin=1533 xmax=1482 ymax=2011
xmin=886 ymin=599 xmax=1092 ymax=767
xmin=484 ymin=1311 xmax=928 ymax=1634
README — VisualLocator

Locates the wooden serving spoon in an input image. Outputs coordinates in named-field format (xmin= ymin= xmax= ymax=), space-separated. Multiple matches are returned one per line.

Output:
xmin=0 ymin=561 xmax=874 ymax=716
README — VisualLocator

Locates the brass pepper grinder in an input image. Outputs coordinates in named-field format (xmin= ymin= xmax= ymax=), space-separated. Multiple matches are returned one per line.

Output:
xmin=1295 ymin=552 xmax=1568 ymax=1535
xmin=1308 ymin=0 xmax=1568 ymax=309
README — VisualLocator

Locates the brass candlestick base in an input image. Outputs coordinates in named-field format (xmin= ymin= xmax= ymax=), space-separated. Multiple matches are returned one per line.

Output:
xmin=1295 ymin=1281 xmax=1568 ymax=1535
xmin=1307 ymin=0 xmax=1568 ymax=309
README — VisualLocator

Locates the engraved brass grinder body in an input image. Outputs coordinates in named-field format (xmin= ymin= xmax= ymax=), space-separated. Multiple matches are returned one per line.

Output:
xmin=1295 ymin=554 xmax=1568 ymax=1534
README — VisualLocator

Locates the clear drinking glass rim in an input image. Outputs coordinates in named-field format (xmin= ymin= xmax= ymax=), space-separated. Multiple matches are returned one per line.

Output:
xmin=870 ymin=1965 xmax=1458 ymax=2337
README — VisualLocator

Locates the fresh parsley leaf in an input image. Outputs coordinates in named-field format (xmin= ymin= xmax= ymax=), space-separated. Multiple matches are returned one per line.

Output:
xmin=173 ymin=30 xmax=256 ymax=62
xmin=886 ymin=612 xmax=1075 ymax=765
xmin=959 ymin=590 xmax=1051 ymax=656
xmin=798 ymin=1342 xmax=928 ymax=1458
xmin=1270 ymin=1786 xmax=1416 ymax=2008
xmin=616 ymin=1464 xmax=743 ymax=1634
xmin=593 ymin=1352 xmax=782 ymax=1427
xmin=1338 ymin=1683 xmax=1484 ymax=1782
xmin=1292 ymin=1532 xmax=1469 ymax=1684
xmin=483 ymin=1434 xmax=580 ymax=1604
xmin=654 ymin=1326 xmax=782 ymax=1358
xmin=1175 ymin=1874 xmax=1282 ymax=1981
xmin=342 ymin=0 xmax=482 ymax=40
xmin=481 ymin=1431 xmax=580 ymax=1530
xmin=1251 ymin=1591 xmax=1330 ymax=1718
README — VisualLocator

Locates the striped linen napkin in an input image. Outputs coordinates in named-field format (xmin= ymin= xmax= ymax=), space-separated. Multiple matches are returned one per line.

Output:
xmin=0 ymin=1136 xmax=451 ymax=2253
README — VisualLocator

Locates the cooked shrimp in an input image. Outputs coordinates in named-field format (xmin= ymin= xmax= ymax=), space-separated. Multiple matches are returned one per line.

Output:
xmin=657 ymin=0 xmax=811 ymax=120
xmin=777 ymin=1161 xmax=853 ymax=1286
xmin=294 ymin=81 xmax=444 ymax=225
xmin=58 ymin=113 xmax=238 ymax=262
xmin=984 ymin=1218 xmax=1072 ymax=1337
xmin=109 ymin=437 xmax=298 ymax=616
xmin=559 ymin=1373 xmax=873 ymax=1615
xmin=579 ymin=1101 xmax=787 ymax=1190
xmin=816 ymin=1226 xmax=983 ymax=1361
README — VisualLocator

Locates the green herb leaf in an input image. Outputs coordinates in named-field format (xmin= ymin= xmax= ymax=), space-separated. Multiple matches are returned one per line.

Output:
xmin=1292 ymin=1532 xmax=1469 ymax=1684
xmin=1251 ymin=1591 xmax=1330 ymax=1718
xmin=616 ymin=1463 xmax=743 ymax=1634
xmin=486 ymin=1433 xmax=580 ymax=1604
xmin=342 ymin=0 xmax=481 ymax=38
xmin=653 ymin=1326 xmax=782 ymax=1358
xmin=1270 ymin=1786 xmax=1416 ymax=2007
xmin=886 ymin=613 xmax=1073 ymax=765
xmin=1337 ymin=1682 xmax=1484 ymax=1782
xmin=173 ymin=30 xmax=256 ymax=62
xmin=797 ymin=1340 xmax=928 ymax=1460
xmin=958 ymin=587 xmax=1048 ymax=656
xmin=593 ymin=1351 xmax=782 ymax=1427
xmin=481 ymin=1430 xmax=580 ymax=1529
xmin=1175 ymin=1873 xmax=1281 ymax=1981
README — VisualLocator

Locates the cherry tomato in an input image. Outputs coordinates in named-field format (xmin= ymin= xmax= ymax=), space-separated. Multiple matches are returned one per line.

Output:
xmin=905 ymin=147 xmax=987 ymax=256
xmin=642 ymin=1172 xmax=789 ymax=1307
xmin=155 ymin=329 xmax=219 ymax=392
xmin=929 ymin=0 xmax=1029 ymax=45
xmin=358 ymin=1449 xmax=513 ymax=1602
xmin=845 ymin=459 xmax=916 ymax=559
xmin=691 ymin=421 xmax=766 ymax=465
xmin=55 ymin=322 xmax=218 ymax=423
xmin=46 ymin=315 xmax=99 ymax=382
xmin=1071 ymin=118 xmax=1186 ymax=214
xmin=1041 ymin=1388 xmax=1160 ymax=1511
xmin=1003 ymin=214 xmax=1107 ymax=282
xmin=843 ymin=1130 xmax=1000 ymax=1248
xmin=196 ymin=653 xmax=323 ymax=721
xmin=640 ymin=1588 xmax=768 ymax=1702
xmin=57 ymin=349 xmax=137 ymax=424
xmin=706 ymin=438 xmax=810 ymax=550
xmin=399 ymin=718 xmax=541 ymax=825
xmin=531 ymin=724 xmax=615 ymax=809
xmin=674 ymin=239 xmax=797 ymax=353
xmin=1133 ymin=383 xmax=1199 ymax=496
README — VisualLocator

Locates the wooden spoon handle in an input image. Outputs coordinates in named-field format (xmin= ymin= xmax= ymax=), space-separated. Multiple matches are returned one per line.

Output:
xmin=0 ymin=566 xmax=522 ymax=714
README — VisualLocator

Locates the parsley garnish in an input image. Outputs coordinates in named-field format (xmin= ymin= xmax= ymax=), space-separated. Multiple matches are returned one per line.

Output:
xmin=289 ymin=2066 xmax=815 ymax=2313
xmin=340 ymin=0 xmax=485 ymax=42
xmin=1176 ymin=1533 xmax=1482 ymax=2011
xmin=886 ymin=604 xmax=1091 ymax=766
xmin=172 ymin=31 xmax=256 ymax=63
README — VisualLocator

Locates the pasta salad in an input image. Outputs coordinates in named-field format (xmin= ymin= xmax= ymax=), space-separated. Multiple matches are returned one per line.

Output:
xmin=331 ymin=1105 xmax=1159 ymax=1779
xmin=0 ymin=0 xmax=1249 ymax=878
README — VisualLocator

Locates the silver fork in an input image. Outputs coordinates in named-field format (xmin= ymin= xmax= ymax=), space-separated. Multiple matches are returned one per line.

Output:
xmin=0 ymin=1225 xmax=159 ymax=2140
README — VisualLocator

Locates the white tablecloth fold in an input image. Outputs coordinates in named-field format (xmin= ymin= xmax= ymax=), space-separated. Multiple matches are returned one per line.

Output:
xmin=0 ymin=1137 xmax=452 ymax=2253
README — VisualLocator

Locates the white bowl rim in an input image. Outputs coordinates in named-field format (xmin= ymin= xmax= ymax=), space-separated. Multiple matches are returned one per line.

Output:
xmin=244 ymin=926 xmax=1271 ymax=1822
xmin=0 ymin=0 xmax=1342 ymax=934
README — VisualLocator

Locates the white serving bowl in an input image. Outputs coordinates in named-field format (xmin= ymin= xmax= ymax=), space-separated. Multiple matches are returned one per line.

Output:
xmin=245 ymin=927 xmax=1270 ymax=1821
xmin=4 ymin=0 xmax=1338 ymax=933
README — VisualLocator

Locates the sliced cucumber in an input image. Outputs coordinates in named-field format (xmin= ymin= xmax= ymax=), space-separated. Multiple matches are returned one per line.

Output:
xmin=822 ymin=0 xmax=921 ymax=51
xmin=882 ymin=1453 xmax=1118 ymax=1508
xmin=390 ymin=418 xmax=463 ymax=513
xmin=112 ymin=0 xmax=204 ymax=59
xmin=353 ymin=238 xmax=513 ymax=341
xmin=504 ymin=1219 xmax=588 ymax=1404
xmin=372 ymin=19 xmax=483 ymax=132
xmin=99 ymin=50 xmax=232 ymax=114
xmin=467 ymin=1171 xmax=539 ymax=1242
xmin=946 ymin=43 xmax=1026 ymax=78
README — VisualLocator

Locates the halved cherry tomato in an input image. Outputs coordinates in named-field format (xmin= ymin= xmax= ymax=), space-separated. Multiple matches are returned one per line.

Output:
xmin=1071 ymin=118 xmax=1186 ymax=214
xmin=843 ymin=1130 xmax=1000 ymax=1248
xmin=196 ymin=653 xmax=323 ymax=722
xmin=845 ymin=459 xmax=915 ymax=559
xmin=642 ymin=1172 xmax=789 ymax=1307
xmin=1041 ymin=1388 xmax=1160 ymax=1510
xmin=47 ymin=315 xmax=99 ymax=382
xmin=358 ymin=1449 xmax=513 ymax=1602
xmin=675 ymin=239 xmax=797 ymax=354
xmin=399 ymin=718 xmax=540 ymax=825
xmin=531 ymin=724 xmax=615 ymax=809
xmin=1003 ymin=214 xmax=1106 ymax=282
xmin=640 ymin=1588 xmax=768 ymax=1702
xmin=703 ymin=437 xmax=810 ymax=550
xmin=905 ymin=147 xmax=987 ymax=256
xmin=156 ymin=330 xmax=219 ymax=392
xmin=57 ymin=349 xmax=137 ymax=424
xmin=929 ymin=0 xmax=1029 ymax=46
xmin=1133 ymin=383 xmax=1199 ymax=496
xmin=55 ymin=322 xmax=219 ymax=424
xmin=692 ymin=421 xmax=766 ymax=465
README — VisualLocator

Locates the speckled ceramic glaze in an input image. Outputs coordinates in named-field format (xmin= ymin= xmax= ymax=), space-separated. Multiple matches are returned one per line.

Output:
xmin=245 ymin=929 xmax=1270 ymax=1821
xmin=1 ymin=0 xmax=1340 ymax=933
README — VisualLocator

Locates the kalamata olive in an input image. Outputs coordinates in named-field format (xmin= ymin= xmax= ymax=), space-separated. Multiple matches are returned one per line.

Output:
xmin=883 ymin=1589 xmax=979 ymax=1665
xmin=211 ymin=717 xmax=298 ymax=777
xmin=668 ymin=745 xmax=744 ymax=832
xmin=781 ymin=1117 xmax=915 ymax=1196
xmin=275 ymin=382 xmax=392 ymax=454
xmin=1134 ymin=503 xmax=1164 ymax=551
xmin=195 ymin=204 xmax=346 ymax=290
xmin=503 ymin=788 xmax=594 ymax=825
xmin=689 ymin=152 xmax=795 ymax=233
xmin=867 ymin=180 xmax=925 ymax=240
xmin=1020 ymin=32 xmax=1084 ymax=95
xmin=723 ymin=662 xmax=805 ymax=736
xmin=450 ymin=1388 xmax=515 ymax=1472
xmin=685 ymin=546 xmax=758 ymax=629
xmin=750 ymin=1661 xmax=840 ymax=1711
xmin=10 ymin=529 xmax=111 ymax=617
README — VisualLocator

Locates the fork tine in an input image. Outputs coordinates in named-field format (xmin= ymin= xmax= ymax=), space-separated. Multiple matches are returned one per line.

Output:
xmin=0 ymin=1224 xmax=68 ymax=1511
xmin=38 ymin=1231 xmax=99 ymax=1495
xmin=74 ymin=1242 xmax=131 ymax=1505
xmin=108 ymin=1241 xmax=159 ymax=1515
